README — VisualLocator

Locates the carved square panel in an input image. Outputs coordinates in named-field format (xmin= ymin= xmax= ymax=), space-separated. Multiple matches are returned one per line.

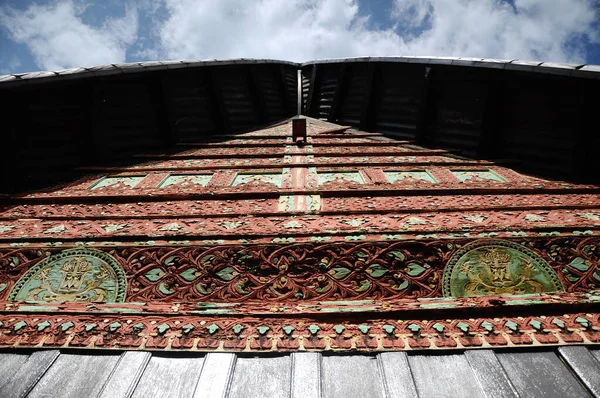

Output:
xmin=158 ymin=174 xmax=212 ymax=188
xmin=317 ymin=172 xmax=365 ymax=186
xmin=89 ymin=176 xmax=145 ymax=190
xmin=384 ymin=171 xmax=437 ymax=184
xmin=231 ymin=173 xmax=282 ymax=188
xmin=451 ymin=170 xmax=507 ymax=183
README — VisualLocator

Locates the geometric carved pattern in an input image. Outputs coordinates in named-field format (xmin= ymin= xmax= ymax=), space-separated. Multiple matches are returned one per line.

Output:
xmin=443 ymin=240 xmax=564 ymax=297
xmin=8 ymin=248 xmax=126 ymax=303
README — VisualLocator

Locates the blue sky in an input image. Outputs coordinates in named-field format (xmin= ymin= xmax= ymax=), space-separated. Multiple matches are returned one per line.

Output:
xmin=1 ymin=0 xmax=599 ymax=74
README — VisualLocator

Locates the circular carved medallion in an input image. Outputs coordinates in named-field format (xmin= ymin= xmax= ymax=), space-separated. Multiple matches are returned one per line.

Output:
xmin=443 ymin=240 xmax=563 ymax=297
xmin=8 ymin=248 xmax=126 ymax=303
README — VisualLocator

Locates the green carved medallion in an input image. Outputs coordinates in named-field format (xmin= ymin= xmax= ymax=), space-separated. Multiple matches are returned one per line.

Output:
xmin=443 ymin=240 xmax=563 ymax=297
xmin=8 ymin=248 xmax=126 ymax=303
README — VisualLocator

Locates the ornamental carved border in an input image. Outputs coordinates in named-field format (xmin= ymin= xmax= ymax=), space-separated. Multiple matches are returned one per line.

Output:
xmin=0 ymin=311 xmax=598 ymax=352
xmin=1 ymin=237 xmax=598 ymax=303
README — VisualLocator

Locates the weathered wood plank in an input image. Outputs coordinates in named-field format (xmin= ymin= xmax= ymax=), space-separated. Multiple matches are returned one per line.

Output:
xmin=97 ymin=351 xmax=151 ymax=398
xmin=559 ymin=346 xmax=600 ymax=397
xmin=131 ymin=355 xmax=205 ymax=398
xmin=228 ymin=355 xmax=291 ymax=398
xmin=497 ymin=351 xmax=591 ymax=398
xmin=27 ymin=352 xmax=120 ymax=398
xmin=378 ymin=352 xmax=418 ymax=398
xmin=291 ymin=352 xmax=321 ymax=398
xmin=408 ymin=353 xmax=484 ymax=398
xmin=464 ymin=349 xmax=519 ymax=398
xmin=0 ymin=350 xmax=60 ymax=398
xmin=193 ymin=353 xmax=236 ymax=398
xmin=321 ymin=354 xmax=385 ymax=398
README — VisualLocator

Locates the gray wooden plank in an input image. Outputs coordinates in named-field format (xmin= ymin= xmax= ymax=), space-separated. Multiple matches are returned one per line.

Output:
xmin=229 ymin=355 xmax=291 ymax=398
xmin=291 ymin=352 xmax=321 ymax=398
xmin=0 ymin=352 xmax=31 ymax=391
xmin=0 ymin=350 xmax=60 ymax=398
xmin=27 ymin=352 xmax=121 ymax=398
xmin=465 ymin=350 xmax=520 ymax=398
xmin=559 ymin=346 xmax=600 ymax=397
xmin=497 ymin=351 xmax=591 ymax=398
xmin=97 ymin=351 xmax=151 ymax=398
xmin=193 ymin=353 xmax=236 ymax=398
xmin=590 ymin=347 xmax=600 ymax=363
xmin=408 ymin=353 xmax=485 ymax=398
xmin=378 ymin=352 xmax=418 ymax=398
xmin=131 ymin=355 xmax=205 ymax=398
xmin=321 ymin=355 xmax=385 ymax=398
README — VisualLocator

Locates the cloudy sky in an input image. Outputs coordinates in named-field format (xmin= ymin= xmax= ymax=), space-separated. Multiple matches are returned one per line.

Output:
xmin=0 ymin=0 xmax=599 ymax=74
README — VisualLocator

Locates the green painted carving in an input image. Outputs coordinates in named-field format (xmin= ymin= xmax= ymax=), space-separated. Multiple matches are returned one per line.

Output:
xmin=282 ymin=325 xmax=294 ymax=335
xmin=333 ymin=325 xmax=345 ymax=334
xmin=358 ymin=324 xmax=370 ymax=334
xmin=384 ymin=170 xmax=437 ymax=184
xmin=37 ymin=321 xmax=51 ymax=331
xmin=145 ymin=268 xmax=165 ymax=282
xmin=179 ymin=269 xmax=199 ymax=282
xmin=451 ymin=170 xmax=507 ymax=183
xmin=481 ymin=321 xmax=494 ymax=332
xmin=308 ymin=324 xmax=320 ymax=335
xmin=233 ymin=324 xmax=245 ymax=335
xmin=317 ymin=172 xmax=365 ymax=185
xmin=13 ymin=321 xmax=27 ymax=331
xmin=257 ymin=325 xmax=270 ymax=335
xmin=8 ymin=248 xmax=126 ymax=304
xmin=109 ymin=322 xmax=121 ymax=332
xmin=529 ymin=320 xmax=542 ymax=330
xmin=182 ymin=324 xmax=194 ymax=334
xmin=232 ymin=173 xmax=282 ymax=188
xmin=457 ymin=322 xmax=470 ymax=333
xmin=443 ymin=240 xmax=563 ymax=297
xmin=505 ymin=320 xmax=518 ymax=332
xmin=432 ymin=323 xmax=445 ymax=333
xmin=89 ymin=176 xmax=144 ymax=190
xmin=159 ymin=174 xmax=212 ymax=188
xmin=383 ymin=324 xmax=395 ymax=334
xmin=207 ymin=324 xmax=220 ymax=335
xmin=157 ymin=323 xmax=170 ymax=334
xmin=552 ymin=318 xmax=565 ymax=328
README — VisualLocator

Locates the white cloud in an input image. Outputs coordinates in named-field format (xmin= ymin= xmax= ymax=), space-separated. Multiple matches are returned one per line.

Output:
xmin=392 ymin=0 xmax=599 ymax=63
xmin=0 ymin=1 xmax=138 ymax=71
xmin=0 ymin=0 xmax=598 ymax=73
xmin=156 ymin=0 xmax=598 ymax=63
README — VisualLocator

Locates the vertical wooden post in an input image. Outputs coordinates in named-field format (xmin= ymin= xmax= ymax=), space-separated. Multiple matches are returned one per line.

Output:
xmin=328 ymin=64 xmax=347 ymax=123
xmin=359 ymin=63 xmax=376 ymax=131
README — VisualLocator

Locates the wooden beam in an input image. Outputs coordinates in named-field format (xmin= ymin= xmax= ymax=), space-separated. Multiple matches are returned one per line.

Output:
xmin=414 ymin=66 xmax=433 ymax=145
xmin=155 ymin=73 xmax=177 ymax=146
xmin=359 ymin=63 xmax=376 ymax=131
xmin=327 ymin=64 xmax=347 ymax=123
xmin=477 ymin=72 xmax=504 ymax=159
xmin=305 ymin=65 xmax=318 ymax=117
xmin=573 ymin=79 xmax=596 ymax=183
xmin=204 ymin=67 xmax=230 ymax=134
xmin=247 ymin=66 xmax=267 ymax=124
xmin=82 ymin=81 xmax=101 ymax=166
xmin=277 ymin=65 xmax=293 ymax=116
